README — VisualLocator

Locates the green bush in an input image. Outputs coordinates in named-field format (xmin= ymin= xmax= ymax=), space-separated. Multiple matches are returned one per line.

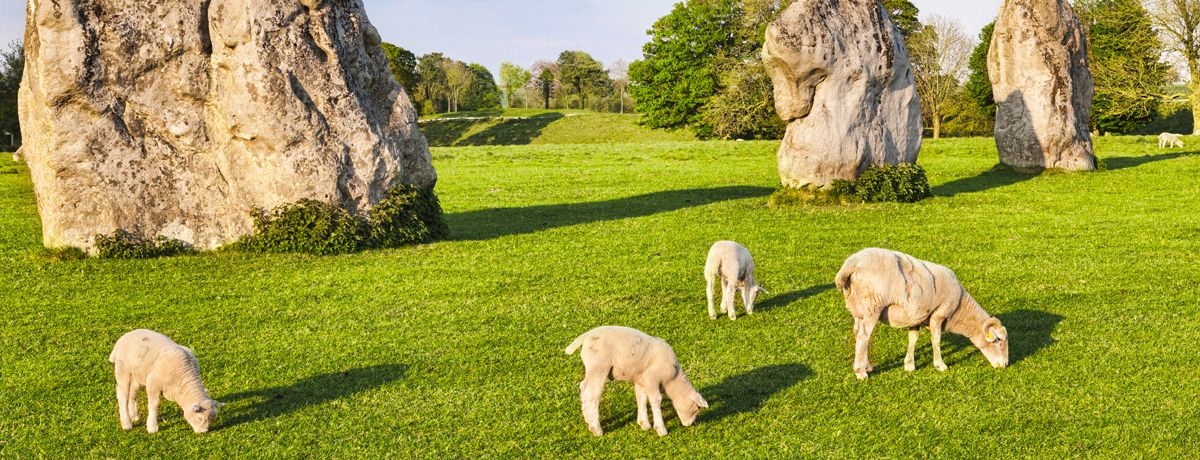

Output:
xmin=234 ymin=185 xmax=448 ymax=255
xmin=95 ymin=230 xmax=192 ymax=259
xmin=770 ymin=163 xmax=932 ymax=207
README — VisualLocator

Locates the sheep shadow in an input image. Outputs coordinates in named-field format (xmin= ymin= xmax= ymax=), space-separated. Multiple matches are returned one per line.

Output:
xmin=699 ymin=363 xmax=812 ymax=423
xmin=997 ymin=309 xmax=1063 ymax=365
xmin=218 ymin=364 xmax=406 ymax=429
xmin=754 ymin=283 xmax=835 ymax=313
xmin=447 ymin=186 xmax=773 ymax=241
xmin=1103 ymin=151 xmax=1197 ymax=171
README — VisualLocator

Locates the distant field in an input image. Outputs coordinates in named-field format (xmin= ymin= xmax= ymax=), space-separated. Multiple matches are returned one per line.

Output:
xmin=2 ymin=136 xmax=1199 ymax=457
xmin=419 ymin=109 xmax=697 ymax=146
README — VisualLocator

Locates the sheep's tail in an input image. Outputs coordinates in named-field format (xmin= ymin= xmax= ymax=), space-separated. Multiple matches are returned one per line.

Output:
xmin=564 ymin=333 xmax=587 ymax=355
xmin=835 ymin=264 xmax=854 ymax=295
xmin=108 ymin=348 xmax=117 ymax=364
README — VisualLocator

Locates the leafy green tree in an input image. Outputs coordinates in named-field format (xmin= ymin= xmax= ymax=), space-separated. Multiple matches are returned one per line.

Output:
xmin=0 ymin=41 xmax=22 ymax=146
xmin=963 ymin=22 xmax=996 ymax=116
xmin=557 ymin=51 xmax=610 ymax=110
xmin=416 ymin=53 xmax=449 ymax=115
xmin=629 ymin=0 xmax=741 ymax=133
xmin=1077 ymin=0 xmax=1170 ymax=134
xmin=463 ymin=63 xmax=501 ymax=111
xmin=536 ymin=68 xmax=555 ymax=110
xmin=380 ymin=42 xmax=419 ymax=92
xmin=701 ymin=60 xmax=784 ymax=139
xmin=882 ymin=0 xmax=921 ymax=38
xmin=498 ymin=63 xmax=532 ymax=108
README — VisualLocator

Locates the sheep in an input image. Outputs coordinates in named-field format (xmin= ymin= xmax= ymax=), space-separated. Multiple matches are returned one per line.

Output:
xmin=564 ymin=326 xmax=708 ymax=436
xmin=834 ymin=248 xmax=1009 ymax=379
xmin=1159 ymin=132 xmax=1184 ymax=149
xmin=11 ymin=147 xmax=21 ymax=163
xmin=108 ymin=329 xmax=222 ymax=433
xmin=704 ymin=240 xmax=768 ymax=320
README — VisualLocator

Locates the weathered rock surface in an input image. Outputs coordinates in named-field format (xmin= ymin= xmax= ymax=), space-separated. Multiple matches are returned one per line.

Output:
xmin=989 ymin=0 xmax=1096 ymax=171
xmin=19 ymin=0 xmax=436 ymax=251
xmin=762 ymin=0 xmax=922 ymax=189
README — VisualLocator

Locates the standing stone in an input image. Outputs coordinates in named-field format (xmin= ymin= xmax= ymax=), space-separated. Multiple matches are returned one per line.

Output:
xmin=19 ymin=0 xmax=437 ymax=251
xmin=989 ymin=0 xmax=1096 ymax=172
xmin=762 ymin=0 xmax=922 ymax=190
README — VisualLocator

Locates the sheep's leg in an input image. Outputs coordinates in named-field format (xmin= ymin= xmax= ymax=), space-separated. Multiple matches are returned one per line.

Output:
xmin=740 ymin=283 xmax=754 ymax=315
xmin=722 ymin=281 xmax=737 ymax=320
xmin=904 ymin=328 xmax=920 ymax=372
xmin=146 ymin=382 xmax=162 ymax=434
xmin=127 ymin=380 xmax=140 ymax=424
xmin=115 ymin=370 xmax=132 ymax=430
xmin=930 ymin=317 xmax=948 ymax=372
xmin=648 ymin=388 xmax=668 ymax=436
xmin=706 ymin=276 xmax=717 ymax=320
xmin=853 ymin=315 xmax=878 ymax=379
xmin=579 ymin=369 xmax=607 ymax=437
xmin=634 ymin=384 xmax=651 ymax=431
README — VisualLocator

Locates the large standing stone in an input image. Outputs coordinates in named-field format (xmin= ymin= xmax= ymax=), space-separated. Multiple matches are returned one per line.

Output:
xmin=19 ymin=0 xmax=436 ymax=251
xmin=989 ymin=0 xmax=1096 ymax=172
xmin=762 ymin=0 xmax=922 ymax=189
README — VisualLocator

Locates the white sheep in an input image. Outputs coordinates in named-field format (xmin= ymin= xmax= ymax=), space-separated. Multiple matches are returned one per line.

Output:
xmin=835 ymin=248 xmax=1009 ymax=379
xmin=108 ymin=329 xmax=222 ymax=433
xmin=704 ymin=241 xmax=767 ymax=320
xmin=564 ymin=326 xmax=708 ymax=436
xmin=1159 ymin=132 xmax=1184 ymax=149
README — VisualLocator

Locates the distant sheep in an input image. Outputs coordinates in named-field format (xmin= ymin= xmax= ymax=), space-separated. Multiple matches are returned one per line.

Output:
xmin=704 ymin=241 xmax=767 ymax=320
xmin=835 ymin=248 xmax=1009 ymax=379
xmin=1159 ymin=132 xmax=1184 ymax=149
xmin=108 ymin=329 xmax=222 ymax=433
xmin=565 ymin=326 xmax=708 ymax=436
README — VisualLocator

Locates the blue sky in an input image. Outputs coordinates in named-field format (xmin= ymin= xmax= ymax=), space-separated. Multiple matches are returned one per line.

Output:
xmin=0 ymin=1 xmax=1002 ymax=74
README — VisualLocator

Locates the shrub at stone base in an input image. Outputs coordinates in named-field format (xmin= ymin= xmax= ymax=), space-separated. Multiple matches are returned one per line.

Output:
xmin=769 ymin=163 xmax=932 ymax=206
xmin=95 ymin=230 xmax=193 ymax=259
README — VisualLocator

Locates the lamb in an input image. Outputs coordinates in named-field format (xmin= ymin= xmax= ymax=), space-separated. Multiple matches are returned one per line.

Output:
xmin=834 ymin=248 xmax=1009 ymax=379
xmin=704 ymin=241 xmax=768 ymax=320
xmin=564 ymin=326 xmax=708 ymax=436
xmin=1159 ymin=132 xmax=1184 ymax=149
xmin=108 ymin=329 xmax=222 ymax=433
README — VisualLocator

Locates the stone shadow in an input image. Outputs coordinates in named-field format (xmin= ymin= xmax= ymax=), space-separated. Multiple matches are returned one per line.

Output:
xmin=754 ymin=283 xmax=835 ymax=313
xmin=1104 ymin=151 xmax=1198 ymax=171
xmin=458 ymin=112 xmax=565 ymax=146
xmin=700 ymin=364 xmax=812 ymax=423
xmin=931 ymin=164 xmax=1035 ymax=197
xmin=218 ymin=364 xmax=407 ymax=429
xmin=933 ymin=91 xmax=1040 ymax=197
xmin=447 ymin=186 xmax=773 ymax=241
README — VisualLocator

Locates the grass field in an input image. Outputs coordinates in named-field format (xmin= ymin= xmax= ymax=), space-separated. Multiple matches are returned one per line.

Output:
xmin=419 ymin=109 xmax=696 ymax=146
xmin=2 ymin=135 xmax=1199 ymax=457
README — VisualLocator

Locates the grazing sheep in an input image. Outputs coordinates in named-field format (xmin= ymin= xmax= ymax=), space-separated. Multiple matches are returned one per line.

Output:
xmin=704 ymin=241 xmax=768 ymax=320
xmin=834 ymin=248 xmax=1009 ymax=379
xmin=564 ymin=326 xmax=708 ymax=436
xmin=1159 ymin=132 xmax=1184 ymax=149
xmin=108 ymin=329 xmax=222 ymax=433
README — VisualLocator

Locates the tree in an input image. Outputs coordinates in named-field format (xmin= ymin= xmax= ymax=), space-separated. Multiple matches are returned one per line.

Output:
xmin=608 ymin=60 xmax=630 ymax=113
xmin=463 ymin=63 xmax=501 ymax=111
xmin=910 ymin=15 xmax=976 ymax=139
xmin=1146 ymin=0 xmax=1200 ymax=134
xmin=498 ymin=63 xmax=531 ymax=108
xmin=0 ymin=41 xmax=22 ymax=146
xmin=1077 ymin=0 xmax=1170 ymax=134
xmin=526 ymin=61 xmax=559 ymax=110
xmin=557 ymin=51 xmax=609 ymax=110
xmin=882 ymin=0 xmax=922 ymax=38
xmin=443 ymin=59 xmax=473 ymax=113
xmin=380 ymin=42 xmax=419 ymax=92
xmin=629 ymin=0 xmax=741 ymax=132
xmin=700 ymin=60 xmax=784 ymax=139
xmin=415 ymin=53 xmax=449 ymax=115
xmin=963 ymin=22 xmax=996 ymax=116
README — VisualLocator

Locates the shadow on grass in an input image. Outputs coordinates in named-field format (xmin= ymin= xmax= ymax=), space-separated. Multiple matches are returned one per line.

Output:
xmin=447 ymin=186 xmax=773 ymax=241
xmin=700 ymin=363 xmax=812 ymax=423
xmin=458 ymin=113 xmax=565 ymax=146
xmin=422 ymin=119 xmax=477 ymax=147
xmin=931 ymin=164 xmax=1034 ymax=197
xmin=997 ymin=309 xmax=1063 ymax=365
xmin=218 ymin=364 xmax=406 ymax=429
xmin=1104 ymin=151 xmax=1197 ymax=171
xmin=755 ymin=283 xmax=835 ymax=313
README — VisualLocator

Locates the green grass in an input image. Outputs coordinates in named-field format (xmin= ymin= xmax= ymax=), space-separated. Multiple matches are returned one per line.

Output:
xmin=419 ymin=109 xmax=696 ymax=146
xmin=2 ymin=136 xmax=1200 ymax=457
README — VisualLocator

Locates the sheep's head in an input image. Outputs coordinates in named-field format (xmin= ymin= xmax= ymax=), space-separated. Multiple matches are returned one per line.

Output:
xmin=666 ymin=375 xmax=709 ymax=427
xmin=749 ymin=284 xmax=769 ymax=308
xmin=184 ymin=399 xmax=223 ymax=433
xmin=972 ymin=317 xmax=1009 ymax=369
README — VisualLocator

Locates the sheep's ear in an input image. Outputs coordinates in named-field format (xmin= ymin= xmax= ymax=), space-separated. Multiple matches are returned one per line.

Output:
xmin=756 ymin=285 xmax=770 ymax=295
xmin=982 ymin=318 xmax=1005 ymax=342
xmin=692 ymin=393 xmax=709 ymax=408
xmin=214 ymin=400 xmax=226 ymax=408
xmin=191 ymin=403 xmax=204 ymax=413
